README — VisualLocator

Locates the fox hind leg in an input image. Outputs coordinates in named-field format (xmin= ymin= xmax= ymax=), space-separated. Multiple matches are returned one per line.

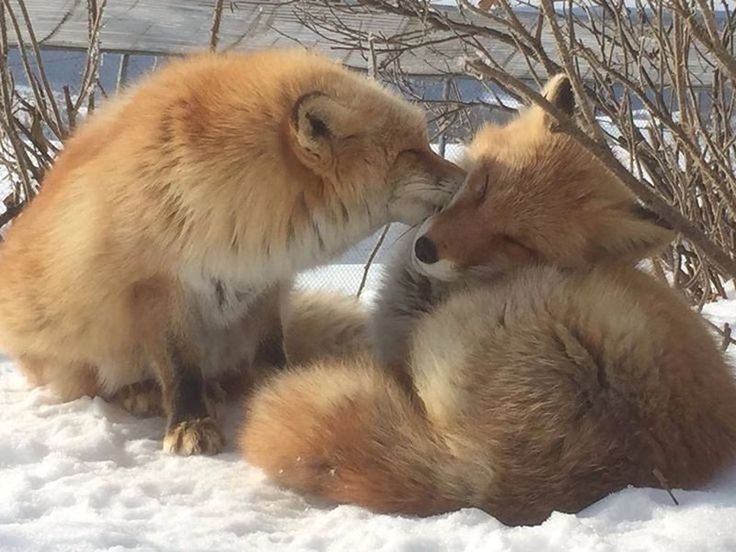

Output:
xmin=110 ymin=379 xmax=163 ymax=417
xmin=18 ymin=355 xmax=100 ymax=402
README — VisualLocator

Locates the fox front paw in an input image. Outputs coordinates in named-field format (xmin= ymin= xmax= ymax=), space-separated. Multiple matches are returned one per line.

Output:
xmin=163 ymin=417 xmax=225 ymax=455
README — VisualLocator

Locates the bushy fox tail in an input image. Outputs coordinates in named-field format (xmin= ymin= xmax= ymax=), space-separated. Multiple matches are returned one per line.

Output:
xmin=284 ymin=290 xmax=371 ymax=366
xmin=239 ymin=356 xmax=462 ymax=515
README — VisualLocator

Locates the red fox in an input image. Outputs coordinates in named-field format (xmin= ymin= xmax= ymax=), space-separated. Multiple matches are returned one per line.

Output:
xmin=239 ymin=75 xmax=736 ymax=525
xmin=0 ymin=49 xmax=464 ymax=455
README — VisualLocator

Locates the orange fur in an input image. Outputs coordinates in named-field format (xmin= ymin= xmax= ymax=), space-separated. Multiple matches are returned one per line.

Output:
xmin=240 ymin=75 xmax=736 ymax=524
xmin=108 ymin=288 xmax=373 ymax=417
xmin=283 ymin=290 xmax=370 ymax=366
xmin=0 ymin=49 xmax=464 ymax=454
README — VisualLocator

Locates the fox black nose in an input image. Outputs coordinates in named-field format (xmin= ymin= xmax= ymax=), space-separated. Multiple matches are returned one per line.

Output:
xmin=414 ymin=235 xmax=439 ymax=264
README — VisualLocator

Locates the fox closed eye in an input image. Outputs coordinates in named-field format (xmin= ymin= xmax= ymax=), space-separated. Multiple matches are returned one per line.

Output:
xmin=499 ymin=233 xmax=535 ymax=254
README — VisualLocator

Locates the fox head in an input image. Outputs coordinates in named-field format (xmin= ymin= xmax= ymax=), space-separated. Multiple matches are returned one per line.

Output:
xmin=411 ymin=74 xmax=674 ymax=281
xmin=289 ymin=86 xmax=465 ymax=226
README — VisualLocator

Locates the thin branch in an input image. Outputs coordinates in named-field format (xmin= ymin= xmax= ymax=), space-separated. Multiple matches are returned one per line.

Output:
xmin=210 ymin=0 xmax=225 ymax=51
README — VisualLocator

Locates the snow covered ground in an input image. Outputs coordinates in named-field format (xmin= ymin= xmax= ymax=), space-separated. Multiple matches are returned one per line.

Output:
xmin=2 ymin=266 xmax=736 ymax=551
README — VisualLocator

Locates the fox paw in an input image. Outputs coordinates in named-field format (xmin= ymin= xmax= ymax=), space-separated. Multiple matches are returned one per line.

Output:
xmin=163 ymin=417 xmax=225 ymax=456
xmin=112 ymin=380 xmax=163 ymax=417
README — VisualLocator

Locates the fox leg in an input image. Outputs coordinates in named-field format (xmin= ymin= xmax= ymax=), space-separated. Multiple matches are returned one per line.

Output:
xmin=128 ymin=277 xmax=223 ymax=453
xmin=254 ymin=320 xmax=287 ymax=369
xmin=111 ymin=376 xmax=232 ymax=418
xmin=151 ymin=336 xmax=225 ymax=455
xmin=252 ymin=283 xmax=289 ymax=370
xmin=164 ymin=338 xmax=225 ymax=455
xmin=18 ymin=355 xmax=99 ymax=401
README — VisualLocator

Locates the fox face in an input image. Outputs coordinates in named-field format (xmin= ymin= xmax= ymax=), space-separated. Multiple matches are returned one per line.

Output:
xmin=290 ymin=90 xmax=465 ymax=226
xmin=411 ymin=75 xmax=673 ymax=282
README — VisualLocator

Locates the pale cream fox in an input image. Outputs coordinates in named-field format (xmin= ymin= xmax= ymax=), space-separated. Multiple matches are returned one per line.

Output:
xmin=240 ymin=75 xmax=736 ymax=525
xmin=0 ymin=49 xmax=464 ymax=455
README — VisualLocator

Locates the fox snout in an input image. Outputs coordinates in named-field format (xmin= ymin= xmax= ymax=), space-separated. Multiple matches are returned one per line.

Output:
xmin=411 ymin=216 xmax=462 ymax=282
xmin=414 ymin=235 xmax=438 ymax=265
xmin=431 ymin=155 xmax=466 ymax=206
xmin=388 ymin=151 xmax=465 ymax=225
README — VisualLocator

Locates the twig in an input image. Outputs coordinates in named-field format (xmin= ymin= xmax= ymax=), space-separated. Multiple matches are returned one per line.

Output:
xmin=357 ymin=224 xmax=391 ymax=298
xmin=116 ymin=53 xmax=130 ymax=90
xmin=652 ymin=467 xmax=680 ymax=506
xmin=721 ymin=322 xmax=732 ymax=352
xmin=210 ymin=0 xmax=225 ymax=51
xmin=0 ymin=198 xmax=24 ymax=229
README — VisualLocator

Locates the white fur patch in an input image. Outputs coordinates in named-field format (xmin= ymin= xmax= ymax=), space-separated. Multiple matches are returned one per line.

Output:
xmin=412 ymin=218 xmax=461 ymax=281
xmin=413 ymin=257 xmax=459 ymax=282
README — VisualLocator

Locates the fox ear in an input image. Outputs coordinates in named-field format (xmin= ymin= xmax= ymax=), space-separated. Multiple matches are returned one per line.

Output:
xmin=539 ymin=74 xmax=575 ymax=129
xmin=592 ymin=204 xmax=674 ymax=263
xmin=291 ymin=92 xmax=352 ymax=172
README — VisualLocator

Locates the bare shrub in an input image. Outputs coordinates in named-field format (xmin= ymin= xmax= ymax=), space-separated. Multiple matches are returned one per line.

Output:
xmin=0 ymin=0 xmax=105 ymax=228
xmin=295 ymin=0 xmax=736 ymax=308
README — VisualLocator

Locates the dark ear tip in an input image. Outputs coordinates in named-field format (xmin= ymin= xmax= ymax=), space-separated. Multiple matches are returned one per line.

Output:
xmin=541 ymin=74 xmax=575 ymax=119
xmin=554 ymin=76 xmax=575 ymax=116
xmin=558 ymin=75 xmax=573 ymax=96
xmin=546 ymin=73 xmax=570 ymax=91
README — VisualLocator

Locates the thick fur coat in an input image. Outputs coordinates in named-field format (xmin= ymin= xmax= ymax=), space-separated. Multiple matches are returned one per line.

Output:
xmin=240 ymin=75 xmax=736 ymax=525
xmin=0 ymin=49 xmax=463 ymax=454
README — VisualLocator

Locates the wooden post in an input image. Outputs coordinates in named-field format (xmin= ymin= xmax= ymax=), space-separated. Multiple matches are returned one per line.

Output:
xmin=438 ymin=77 xmax=452 ymax=158
xmin=116 ymin=53 xmax=130 ymax=90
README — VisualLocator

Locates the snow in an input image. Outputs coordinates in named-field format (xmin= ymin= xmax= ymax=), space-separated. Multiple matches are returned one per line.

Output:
xmin=702 ymin=280 xmax=736 ymax=328
xmin=295 ymin=264 xmax=385 ymax=304
xmin=2 ymin=267 xmax=736 ymax=551
xmin=0 ymin=165 xmax=12 ymax=216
